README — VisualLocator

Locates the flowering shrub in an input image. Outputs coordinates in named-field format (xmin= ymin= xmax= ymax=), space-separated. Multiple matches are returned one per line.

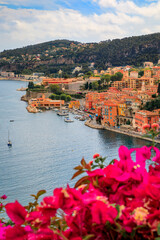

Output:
xmin=143 ymin=123 xmax=160 ymax=146
xmin=1 ymin=146 xmax=160 ymax=239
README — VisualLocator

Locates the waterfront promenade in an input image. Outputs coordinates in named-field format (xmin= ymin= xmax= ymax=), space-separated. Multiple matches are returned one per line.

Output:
xmin=85 ymin=119 xmax=160 ymax=144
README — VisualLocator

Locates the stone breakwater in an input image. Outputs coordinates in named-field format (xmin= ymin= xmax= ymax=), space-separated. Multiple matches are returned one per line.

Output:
xmin=85 ymin=120 xmax=105 ymax=130
xmin=26 ymin=105 xmax=38 ymax=113
xmin=85 ymin=120 xmax=160 ymax=144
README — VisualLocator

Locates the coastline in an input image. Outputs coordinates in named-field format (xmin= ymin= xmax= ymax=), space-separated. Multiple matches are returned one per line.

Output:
xmin=85 ymin=119 xmax=160 ymax=144
xmin=20 ymin=90 xmax=160 ymax=144
xmin=0 ymin=77 xmax=37 ymax=82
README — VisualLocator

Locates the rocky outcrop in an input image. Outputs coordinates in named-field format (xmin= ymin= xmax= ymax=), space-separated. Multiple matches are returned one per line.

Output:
xmin=26 ymin=105 xmax=38 ymax=113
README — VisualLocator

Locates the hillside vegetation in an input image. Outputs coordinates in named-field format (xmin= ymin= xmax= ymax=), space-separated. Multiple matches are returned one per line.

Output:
xmin=0 ymin=33 xmax=160 ymax=76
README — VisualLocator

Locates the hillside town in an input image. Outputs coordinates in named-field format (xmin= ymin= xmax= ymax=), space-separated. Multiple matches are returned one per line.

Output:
xmin=84 ymin=62 xmax=160 ymax=135
xmin=1 ymin=60 xmax=160 ymax=138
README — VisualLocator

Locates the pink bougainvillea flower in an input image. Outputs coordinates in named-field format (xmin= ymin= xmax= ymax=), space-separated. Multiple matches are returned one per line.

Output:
xmin=142 ymin=124 xmax=150 ymax=130
xmin=152 ymin=147 xmax=160 ymax=164
xmin=5 ymin=200 xmax=27 ymax=225
xmin=0 ymin=195 xmax=7 ymax=200
xmin=25 ymin=211 xmax=48 ymax=228
xmin=93 ymin=153 xmax=100 ymax=159
xmin=91 ymin=201 xmax=117 ymax=225
xmin=5 ymin=225 xmax=28 ymax=240
xmin=147 ymin=209 xmax=160 ymax=231
xmin=118 ymin=145 xmax=132 ymax=162
xmin=38 ymin=196 xmax=57 ymax=220
xmin=145 ymin=184 xmax=160 ymax=200
xmin=34 ymin=227 xmax=58 ymax=240
xmin=151 ymin=123 xmax=159 ymax=130
xmin=135 ymin=146 xmax=152 ymax=168
xmin=0 ymin=222 xmax=11 ymax=240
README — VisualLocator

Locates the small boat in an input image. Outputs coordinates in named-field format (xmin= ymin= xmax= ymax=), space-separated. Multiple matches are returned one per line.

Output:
xmin=7 ymin=131 xmax=12 ymax=147
xmin=74 ymin=116 xmax=80 ymax=120
xmin=8 ymin=140 xmax=12 ymax=147
xmin=64 ymin=117 xmax=74 ymax=123
xmin=10 ymin=120 xmax=14 ymax=122
xmin=57 ymin=111 xmax=69 ymax=116
xmin=79 ymin=116 xmax=86 ymax=121
xmin=53 ymin=108 xmax=59 ymax=112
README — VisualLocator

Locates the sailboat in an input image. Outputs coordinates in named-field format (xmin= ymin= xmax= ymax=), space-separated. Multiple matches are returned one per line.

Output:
xmin=7 ymin=130 xmax=12 ymax=147
xmin=57 ymin=101 xmax=69 ymax=116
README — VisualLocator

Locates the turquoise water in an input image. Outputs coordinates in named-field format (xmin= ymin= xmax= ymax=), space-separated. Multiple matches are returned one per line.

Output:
xmin=0 ymin=80 xmax=148 ymax=205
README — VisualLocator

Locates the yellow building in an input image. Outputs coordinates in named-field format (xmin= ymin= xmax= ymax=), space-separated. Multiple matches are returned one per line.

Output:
xmin=69 ymin=100 xmax=80 ymax=109
xmin=118 ymin=103 xmax=126 ymax=116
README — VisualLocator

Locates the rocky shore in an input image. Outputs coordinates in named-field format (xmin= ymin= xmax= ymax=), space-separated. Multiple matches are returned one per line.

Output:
xmin=26 ymin=105 xmax=38 ymax=113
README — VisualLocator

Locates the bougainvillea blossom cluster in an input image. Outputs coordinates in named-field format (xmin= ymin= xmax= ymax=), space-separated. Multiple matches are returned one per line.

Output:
xmin=1 ymin=145 xmax=160 ymax=239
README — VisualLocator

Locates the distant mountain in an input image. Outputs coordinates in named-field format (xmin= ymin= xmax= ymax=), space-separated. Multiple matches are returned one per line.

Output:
xmin=0 ymin=33 xmax=160 ymax=76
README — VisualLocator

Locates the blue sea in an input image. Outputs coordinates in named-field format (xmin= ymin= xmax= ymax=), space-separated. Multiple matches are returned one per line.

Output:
xmin=0 ymin=80 xmax=148 ymax=205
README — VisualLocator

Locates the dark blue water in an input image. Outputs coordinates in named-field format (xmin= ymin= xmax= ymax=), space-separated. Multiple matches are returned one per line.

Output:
xmin=0 ymin=80 xmax=148 ymax=205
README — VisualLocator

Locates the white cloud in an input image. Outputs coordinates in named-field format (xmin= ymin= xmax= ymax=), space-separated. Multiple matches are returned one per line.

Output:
xmin=96 ymin=0 xmax=117 ymax=8
xmin=0 ymin=1 xmax=160 ymax=52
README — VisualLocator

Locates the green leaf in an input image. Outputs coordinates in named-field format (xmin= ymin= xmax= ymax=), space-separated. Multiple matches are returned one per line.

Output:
xmin=81 ymin=158 xmax=87 ymax=167
xmin=83 ymin=234 xmax=95 ymax=240
xmin=109 ymin=159 xmax=115 ymax=165
xmin=71 ymin=170 xmax=84 ymax=180
xmin=157 ymin=223 xmax=160 ymax=236
xmin=92 ymin=164 xmax=99 ymax=169
xmin=74 ymin=165 xmax=83 ymax=170
xmin=95 ymin=159 xmax=99 ymax=163
xmin=115 ymin=204 xmax=120 ymax=220
xmin=37 ymin=190 xmax=46 ymax=199
xmin=155 ymin=238 xmax=160 ymax=240
xmin=74 ymin=176 xmax=89 ymax=189
xmin=30 ymin=194 xmax=36 ymax=199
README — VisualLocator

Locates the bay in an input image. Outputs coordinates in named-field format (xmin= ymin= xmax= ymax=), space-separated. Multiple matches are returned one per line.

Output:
xmin=0 ymin=80 xmax=148 ymax=205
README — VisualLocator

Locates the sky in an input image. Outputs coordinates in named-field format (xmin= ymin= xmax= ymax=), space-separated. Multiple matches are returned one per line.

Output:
xmin=0 ymin=0 xmax=159 ymax=52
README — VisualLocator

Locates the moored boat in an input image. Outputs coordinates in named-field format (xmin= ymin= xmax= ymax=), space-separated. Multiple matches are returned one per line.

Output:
xmin=57 ymin=111 xmax=69 ymax=116
xmin=7 ymin=130 xmax=12 ymax=147
xmin=64 ymin=117 xmax=74 ymax=123
xmin=7 ymin=140 xmax=12 ymax=147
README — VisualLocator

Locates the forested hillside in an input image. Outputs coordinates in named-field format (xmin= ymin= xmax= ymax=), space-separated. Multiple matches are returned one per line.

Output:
xmin=0 ymin=33 xmax=160 ymax=76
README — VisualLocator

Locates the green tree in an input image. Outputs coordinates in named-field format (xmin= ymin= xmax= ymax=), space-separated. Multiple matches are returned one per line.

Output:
xmin=49 ymin=84 xmax=61 ymax=95
xmin=60 ymin=94 xmax=67 ymax=101
xmin=28 ymin=82 xmax=34 ymax=89
xmin=22 ymin=69 xmax=32 ymax=75
xmin=66 ymin=95 xmax=72 ymax=101
xmin=63 ymin=73 xmax=69 ymax=79
xmin=84 ymin=82 xmax=89 ymax=90
xmin=49 ymin=94 xmax=56 ymax=100
xmin=89 ymin=82 xmax=92 ymax=90
xmin=56 ymin=95 xmax=60 ymax=100
xmin=138 ymin=70 xmax=144 ymax=78
xmin=110 ymin=72 xmax=123 ymax=82
xmin=100 ymin=74 xmax=111 ymax=88
xmin=92 ymin=81 xmax=99 ymax=90
xmin=115 ymin=72 xmax=123 ymax=81
xmin=158 ymin=83 xmax=160 ymax=95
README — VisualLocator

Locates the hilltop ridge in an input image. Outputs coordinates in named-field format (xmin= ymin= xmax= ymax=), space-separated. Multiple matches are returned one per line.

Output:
xmin=0 ymin=33 xmax=160 ymax=76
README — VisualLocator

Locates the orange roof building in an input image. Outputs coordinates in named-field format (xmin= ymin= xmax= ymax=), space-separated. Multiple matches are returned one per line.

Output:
xmin=101 ymin=100 xmax=118 ymax=127
xmin=135 ymin=110 xmax=160 ymax=132
xmin=29 ymin=94 xmax=64 ymax=108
